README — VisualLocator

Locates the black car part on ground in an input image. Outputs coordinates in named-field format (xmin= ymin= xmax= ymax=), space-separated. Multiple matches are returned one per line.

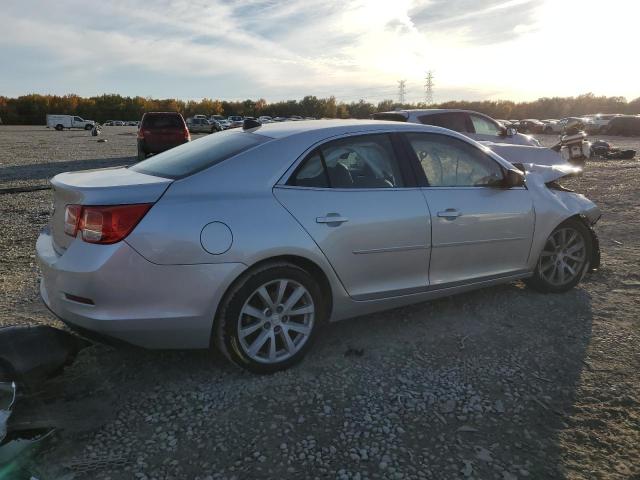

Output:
xmin=0 ymin=325 xmax=90 ymax=387
xmin=590 ymin=140 xmax=636 ymax=159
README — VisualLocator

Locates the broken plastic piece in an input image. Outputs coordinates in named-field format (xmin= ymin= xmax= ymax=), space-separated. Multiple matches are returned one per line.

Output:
xmin=0 ymin=325 xmax=90 ymax=386
xmin=0 ymin=428 xmax=55 ymax=465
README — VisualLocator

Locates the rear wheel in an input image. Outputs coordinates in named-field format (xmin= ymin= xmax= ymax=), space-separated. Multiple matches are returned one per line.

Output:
xmin=137 ymin=146 xmax=147 ymax=161
xmin=215 ymin=262 xmax=325 ymax=373
xmin=526 ymin=219 xmax=592 ymax=293
xmin=55 ymin=124 xmax=64 ymax=131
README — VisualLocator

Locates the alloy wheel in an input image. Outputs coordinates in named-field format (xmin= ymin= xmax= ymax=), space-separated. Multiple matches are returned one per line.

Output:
xmin=538 ymin=227 xmax=587 ymax=286
xmin=237 ymin=279 xmax=315 ymax=364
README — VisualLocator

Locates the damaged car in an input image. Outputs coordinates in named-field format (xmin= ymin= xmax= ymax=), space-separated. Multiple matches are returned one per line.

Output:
xmin=37 ymin=120 xmax=600 ymax=373
xmin=372 ymin=109 xmax=542 ymax=147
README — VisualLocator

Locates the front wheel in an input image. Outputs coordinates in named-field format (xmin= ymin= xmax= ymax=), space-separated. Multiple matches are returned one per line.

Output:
xmin=84 ymin=124 xmax=93 ymax=130
xmin=215 ymin=262 xmax=325 ymax=373
xmin=526 ymin=219 xmax=593 ymax=293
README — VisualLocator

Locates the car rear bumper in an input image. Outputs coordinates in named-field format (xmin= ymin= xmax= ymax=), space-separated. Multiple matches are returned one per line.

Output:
xmin=36 ymin=227 xmax=246 ymax=349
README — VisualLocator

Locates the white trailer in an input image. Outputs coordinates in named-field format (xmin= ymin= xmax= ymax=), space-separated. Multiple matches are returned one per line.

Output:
xmin=46 ymin=114 xmax=95 ymax=131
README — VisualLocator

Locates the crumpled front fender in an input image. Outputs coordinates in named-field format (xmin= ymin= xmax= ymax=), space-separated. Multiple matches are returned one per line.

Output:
xmin=526 ymin=173 xmax=601 ymax=271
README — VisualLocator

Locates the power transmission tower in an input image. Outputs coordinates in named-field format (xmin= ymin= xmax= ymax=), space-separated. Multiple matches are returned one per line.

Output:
xmin=424 ymin=71 xmax=434 ymax=105
xmin=397 ymin=80 xmax=406 ymax=104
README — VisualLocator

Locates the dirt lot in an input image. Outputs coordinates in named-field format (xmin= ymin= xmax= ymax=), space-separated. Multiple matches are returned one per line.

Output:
xmin=0 ymin=126 xmax=639 ymax=480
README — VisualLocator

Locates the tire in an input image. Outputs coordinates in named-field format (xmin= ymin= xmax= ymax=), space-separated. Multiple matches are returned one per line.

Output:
xmin=526 ymin=218 xmax=593 ymax=293
xmin=85 ymin=124 xmax=93 ymax=130
xmin=215 ymin=262 xmax=326 ymax=373
xmin=137 ymin=146 xmax=147 ymax=161
xmin=544 ymin=127 xmax=553 ymax=134
xmin=55 ymin=124 xmax=64 ymax=131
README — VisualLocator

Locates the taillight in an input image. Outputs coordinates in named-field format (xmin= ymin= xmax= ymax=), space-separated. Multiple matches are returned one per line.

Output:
xmin=64 ymin=204 xmax=82 ymax=236
xmin=184 ymin=128 xmax=191 ymax=141
xmin=138 ymin=128 xmax=150 ymax=139
xmin=64 ymin=204 xmax=152 ymax=244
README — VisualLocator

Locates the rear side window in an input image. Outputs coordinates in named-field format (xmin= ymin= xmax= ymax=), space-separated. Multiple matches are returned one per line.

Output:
xmin=143 ymin=114 xmax=184 ymax=128
xmin=418 ymin=113 xmax=469 ymax=133
xmin=289 ymin=134 xmax=405 ymax=189
xmin=130 ymin=131 xmax=269 ymax=179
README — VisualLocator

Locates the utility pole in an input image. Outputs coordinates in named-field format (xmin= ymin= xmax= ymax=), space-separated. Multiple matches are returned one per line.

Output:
xmin=424 ymin=70 xmax=434 ymax=105
xmin=397 ymin=80 xmax=406 ymax=105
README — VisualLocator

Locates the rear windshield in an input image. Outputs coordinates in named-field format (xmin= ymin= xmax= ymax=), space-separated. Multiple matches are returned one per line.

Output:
xmin=130 ymin=130 xmax=269 ymax=179
xmin=143 ymin=114 xmax=184 ymax=128
xmin=372 ymin=113 xmax=407 ymax=122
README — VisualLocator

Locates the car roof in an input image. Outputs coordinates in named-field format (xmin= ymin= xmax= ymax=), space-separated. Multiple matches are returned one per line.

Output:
xmin=376 ymin=109 xmax=493 ymax=117
xmin=252 ymin=118 xmax=457 ymax=140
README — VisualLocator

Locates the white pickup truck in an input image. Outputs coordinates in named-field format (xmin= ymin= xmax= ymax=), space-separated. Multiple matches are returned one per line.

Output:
xmin=46 ymin=114 xmax=95 ymax=131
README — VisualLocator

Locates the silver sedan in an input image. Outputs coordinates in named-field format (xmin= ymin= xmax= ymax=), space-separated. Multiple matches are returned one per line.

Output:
xmin=36 ymin=120 xmax=601 ymax=373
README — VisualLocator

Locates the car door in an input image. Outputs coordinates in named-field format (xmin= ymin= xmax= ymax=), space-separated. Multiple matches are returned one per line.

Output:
xmin=274 ymin=133 xmax=431 ymax=300
xmin=402 ymin=132 xmax=535 ymax=288
xmin=468 ymin=113 xmax=505 ymax=143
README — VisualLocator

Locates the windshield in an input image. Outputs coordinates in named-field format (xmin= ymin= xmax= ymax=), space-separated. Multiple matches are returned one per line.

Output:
xmin=130 ymin=130 xmax=270 ymax=179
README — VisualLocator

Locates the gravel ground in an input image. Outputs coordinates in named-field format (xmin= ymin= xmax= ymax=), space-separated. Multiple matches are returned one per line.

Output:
xmin=0 ymin=126 xmax=639 ymax=480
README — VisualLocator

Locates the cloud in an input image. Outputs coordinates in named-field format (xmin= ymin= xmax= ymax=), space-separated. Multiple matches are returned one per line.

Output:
xmin=409 ymin=0 xmax=540 ymax=44
xmin=0 ymin=0 xmax=638 ymax=102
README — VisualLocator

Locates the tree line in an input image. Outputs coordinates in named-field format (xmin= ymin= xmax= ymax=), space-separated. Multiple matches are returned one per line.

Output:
xmin=0 ymin=92 xmax=638 ymax=125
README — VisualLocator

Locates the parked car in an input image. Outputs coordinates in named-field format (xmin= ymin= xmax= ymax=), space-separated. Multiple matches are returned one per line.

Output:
xmin=228 ymin=116 xmax=244 ymax=128
xmin=188 ymin=118 xmax=217 ymax=134
xmin=517 ymin=119 xmax=546 ymax=134
xmin=606 ymin=115 xmax=640 ymax=136
xmin=37 ymin=120 xmax=601 ymax=373
xmin=583 ymin=114 xmax=622 ymax=134
xmin=541 ymin=120 xmax=562 ymax=134
xmin=372 ymin=109 xmax=541 ymax=146
xmin=210 ymin=115 xmax=226 ymax=123
xmin=137 ymin=112 xmax=190 ymax=160
xmin=46 ymin=114 xmax=95 ymax=131
xmin=217 ymin=119 xmax=232 ymax=130
xmin=258 ymin=116 xmax=273 ymax=123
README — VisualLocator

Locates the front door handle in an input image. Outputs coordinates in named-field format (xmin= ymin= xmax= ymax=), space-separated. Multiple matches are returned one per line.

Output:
xmin=437 ymin=209 xmax=461 ymax=220
xmin=316 ymin=214 xmax=349 ymax=225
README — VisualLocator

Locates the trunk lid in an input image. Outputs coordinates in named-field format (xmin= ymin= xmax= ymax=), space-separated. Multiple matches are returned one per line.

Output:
xmin=49 ymin=167 xmax=172 ymax=250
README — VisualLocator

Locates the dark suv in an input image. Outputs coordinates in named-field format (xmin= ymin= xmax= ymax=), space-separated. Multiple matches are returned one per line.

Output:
xmin=137 ymin=112 xmax=190 ymax=160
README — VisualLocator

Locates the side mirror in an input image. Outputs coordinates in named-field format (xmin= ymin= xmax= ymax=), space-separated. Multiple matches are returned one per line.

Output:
xmin=503 ymin=169 xmax=525 ymax=188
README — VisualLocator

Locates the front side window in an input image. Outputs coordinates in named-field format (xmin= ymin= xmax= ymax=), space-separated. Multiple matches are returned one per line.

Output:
xmin=289 ymin=134 xmax=405 ymax=189
xmin=470 ymin=114 xmax=501 ymax=135
xmin=405 ymin=133 xmax=504 ymax=187
xmin=74 ymin=116 xmax=83 ymax=122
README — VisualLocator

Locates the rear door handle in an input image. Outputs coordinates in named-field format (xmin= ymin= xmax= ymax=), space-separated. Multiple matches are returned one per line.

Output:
xmin=437 ymin=209 xmax=461 ymax=219
xmin=316 ymin=214 xmax=349 ymax=225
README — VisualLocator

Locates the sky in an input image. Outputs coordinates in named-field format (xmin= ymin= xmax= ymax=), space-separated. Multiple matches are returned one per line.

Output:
xmin=1 ymin=0 xmax=638 ymax=103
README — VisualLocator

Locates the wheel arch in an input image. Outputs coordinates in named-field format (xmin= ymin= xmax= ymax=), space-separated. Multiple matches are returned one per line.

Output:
xmin=565 ymin=214 xmax=601 ymax=271
xmin=210 ymin=254 xmax=334 ymax=348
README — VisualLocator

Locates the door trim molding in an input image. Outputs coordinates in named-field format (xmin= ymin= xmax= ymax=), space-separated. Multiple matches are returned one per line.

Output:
xmin=434 ymin=236 xmax=527 ymax=248
xmin=353 ymin=244 xmax=428 ymax=255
